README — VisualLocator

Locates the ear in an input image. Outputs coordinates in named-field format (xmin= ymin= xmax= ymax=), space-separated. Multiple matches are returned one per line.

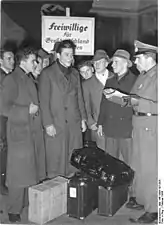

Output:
xmin=0 ymin=58 xmax=3 ymax=66
xmin=105 ymin=61 xmax=109 ymax=67
xmin=56 ymin=53 xmax=60 ymax=59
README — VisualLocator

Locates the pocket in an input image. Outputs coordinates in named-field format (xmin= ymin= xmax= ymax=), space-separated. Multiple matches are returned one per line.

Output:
xmin=10 ymin=122 xmax=29 ymax=142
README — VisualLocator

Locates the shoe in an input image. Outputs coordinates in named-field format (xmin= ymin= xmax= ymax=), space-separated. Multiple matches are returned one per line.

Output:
xmin=126 ymin=197 xmax=144 ymax=210
xmin=0 ymin=185 xmax=8 ymax=195
xmin=8 ymin=213 xmax=21 ymax=223
xmin=129 ymin=212 xmax=158 ymax=223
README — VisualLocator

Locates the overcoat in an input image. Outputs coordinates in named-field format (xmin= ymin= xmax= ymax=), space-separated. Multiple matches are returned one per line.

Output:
xmin=97 ymin=70 xmax=137 ymax=138
xmin=82 ymin=71 xmax=113 ymax=149
xmin=0 ymin=68 xmax=8 ymax=182
xmin=2 ymin=67 xmax=43 ymax=187
xmin=38 ymin=62 xmax=86 ymax=177
xmin=130 ymin=65 xmax=158 ymax=212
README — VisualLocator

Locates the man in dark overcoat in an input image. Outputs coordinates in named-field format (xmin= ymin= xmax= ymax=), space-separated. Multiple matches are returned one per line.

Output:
xmin=2 ymin=47 xmax=41 ymax=223
xmin=97 ymin=49 xmax=137 ymax=165
xmin=0 ymin=48 xmax=15 ymax=195
xmin=38 ymin=40 xmax=87 ymax=178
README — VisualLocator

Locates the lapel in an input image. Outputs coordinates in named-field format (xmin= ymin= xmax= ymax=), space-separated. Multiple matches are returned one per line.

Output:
xmin=15 ymin=67 xmax=38 ymax=104
xmin=51 ymin=62 xmax=73 ymax=94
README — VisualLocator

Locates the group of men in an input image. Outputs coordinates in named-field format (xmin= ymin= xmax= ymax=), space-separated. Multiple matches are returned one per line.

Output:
xmin=0 ymin=38 xmax=158 ymax=224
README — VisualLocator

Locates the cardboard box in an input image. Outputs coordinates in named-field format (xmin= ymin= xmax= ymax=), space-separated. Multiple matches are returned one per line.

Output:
xmin=28 ymin=176 xmax=68 ymax=224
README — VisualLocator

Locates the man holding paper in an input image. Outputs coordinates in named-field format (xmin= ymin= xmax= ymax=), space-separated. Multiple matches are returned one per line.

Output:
xmin=126 ymin=41 xmax=158 ymax=224
xmin=97 ymin=49 xmax=136 ymax=164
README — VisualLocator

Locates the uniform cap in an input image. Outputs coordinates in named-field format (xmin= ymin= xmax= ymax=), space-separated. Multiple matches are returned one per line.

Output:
xmin=134 ymin=40 xmax=158 ymax=56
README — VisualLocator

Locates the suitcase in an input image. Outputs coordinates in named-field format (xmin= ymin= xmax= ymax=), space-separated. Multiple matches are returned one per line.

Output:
xmin=70 ymin=146 xmax=134 ymax=187
xmin=28 ymin=176 xmax=68 ymax=224
xmin=67 ymin=171 xmax=98 ymax=220
xmin=98 ymin=184 xmax=129 ymax=216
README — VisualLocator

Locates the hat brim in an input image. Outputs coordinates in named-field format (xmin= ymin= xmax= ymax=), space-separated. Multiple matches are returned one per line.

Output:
xmin=92 ymin=56 xmax=111 ymax=63
xmin=134 ymin=49 xmax=157 ymax=57
xmin=111 ymin=56 xmax=132 ymax=68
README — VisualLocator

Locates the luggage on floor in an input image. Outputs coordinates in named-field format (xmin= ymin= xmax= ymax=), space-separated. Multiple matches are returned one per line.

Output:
xmin=28 ymin=176 xmax=68 ymax=224
xmin=98 ymin=184 xmax=129 ymax=216
xmin=67 ymin=171 xmax=98 ymax=220
xmin=70 ymin=146 xmax=134 ymax=187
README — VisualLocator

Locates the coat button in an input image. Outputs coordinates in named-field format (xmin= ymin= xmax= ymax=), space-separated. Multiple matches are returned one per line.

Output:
xmin=64 ymin=107 xmax=68 ymax=110
xmin=65 ymin=120 xmax=68 ymax=123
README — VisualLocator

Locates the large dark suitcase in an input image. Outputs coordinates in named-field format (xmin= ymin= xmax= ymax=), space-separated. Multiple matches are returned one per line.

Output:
xmin=70 ymin=146 xmax=134 ymax=187
xmin=67 ymin=171 xmax=98 ymax=220
xmin=98 ymin=184 xmax=129 ymax=216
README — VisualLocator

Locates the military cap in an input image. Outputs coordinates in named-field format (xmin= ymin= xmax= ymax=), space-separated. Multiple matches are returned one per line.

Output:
xmin=134 ymin=40 xmax=158 ymax=56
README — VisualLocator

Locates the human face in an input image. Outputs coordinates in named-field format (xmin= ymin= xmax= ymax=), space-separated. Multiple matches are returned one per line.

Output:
xmin=43 ymin=58 xmax=50 ymax=68
xmin=1 ymin=51 xmax=15 ymax=72
xmin=134 ymin=54 xmax=147 ymax=73
xmin=23 ymin=54 xmax=37 ymax=74
xmin=112 ymin=57 xmax=128 ymax=75
xmin=33 ymin=57 xmax=43 ymax=78
xmin=80 ymin=66 xmax=93 ymax=80
xmin=93 ymin=58 xmax=108 ymax=73
xmin=58 ymin=48 xmax=74 ymax=67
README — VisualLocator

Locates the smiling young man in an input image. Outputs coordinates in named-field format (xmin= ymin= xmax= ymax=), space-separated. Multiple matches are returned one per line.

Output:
xmin=39 ymin=39 xmax=87 ymax=178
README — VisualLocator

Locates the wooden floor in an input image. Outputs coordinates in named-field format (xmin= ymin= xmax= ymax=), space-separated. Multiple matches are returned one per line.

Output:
xmin=0 ymin=194 xmax=157 ymax=225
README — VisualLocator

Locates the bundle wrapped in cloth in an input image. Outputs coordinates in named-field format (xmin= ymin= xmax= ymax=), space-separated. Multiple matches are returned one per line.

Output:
xmin=70 ymin=145 xmax=134 ymax=187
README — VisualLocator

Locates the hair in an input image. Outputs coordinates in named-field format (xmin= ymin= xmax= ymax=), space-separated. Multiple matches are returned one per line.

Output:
xmin=0 ymin=48 xmax=14 ymax=59
xmin=15 ymin=47 xmax=36 ymax=65
xmin=0 ymin=41 xmax=17 ymax=59
xmin=56 ymin=39 xmax=76 ymax=54
xmin=78 ymin=60 xmax=93 ymax=70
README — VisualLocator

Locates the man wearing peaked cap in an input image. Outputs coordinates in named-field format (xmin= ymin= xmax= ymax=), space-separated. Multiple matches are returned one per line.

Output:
xmin=134 ymin=40 xmax=158 ymax=55
xmin=124 ymin=40 xmax=158 ymax=223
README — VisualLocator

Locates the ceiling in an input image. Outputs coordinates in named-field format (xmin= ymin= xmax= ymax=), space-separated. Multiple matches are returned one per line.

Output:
xmin=90 ymin=0 xmax=157 ymax=17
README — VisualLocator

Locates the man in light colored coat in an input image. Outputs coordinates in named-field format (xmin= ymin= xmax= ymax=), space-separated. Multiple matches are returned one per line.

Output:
xmin=82 ymin=50 xmax=113 ymax=149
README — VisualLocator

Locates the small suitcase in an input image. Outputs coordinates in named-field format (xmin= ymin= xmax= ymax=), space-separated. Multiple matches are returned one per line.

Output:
xmin=98 ymin=184 xmax=129 ymax=216
xmin=67 ymin=171 xmax=98 ymax=220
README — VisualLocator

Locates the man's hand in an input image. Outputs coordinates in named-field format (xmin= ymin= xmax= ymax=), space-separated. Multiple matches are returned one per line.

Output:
xmin=81 ymin=119 xmax=87 ymax=133
xmin=97 ymin=125 xmax=103 ymax=137
xmin=29 ymin=102 xmax=39 ymax=114
xmin=46 ymin=124 xmax=56 ymax=137
xmin=90 ymin=123 xmax=98 ymax=131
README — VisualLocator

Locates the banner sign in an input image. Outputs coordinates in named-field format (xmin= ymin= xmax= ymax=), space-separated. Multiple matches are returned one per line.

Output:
xmin=42 ymin=16 xmax=95 ymax=55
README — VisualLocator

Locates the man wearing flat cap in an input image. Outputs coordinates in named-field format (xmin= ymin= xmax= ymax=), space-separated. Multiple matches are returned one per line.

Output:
xmin=123 ymin=40 xmax=158 ymax=224
xmin=82 ymin=49 xmax=113 ymax=149
xmin=97 ymin=49 xmax=136 ymax=166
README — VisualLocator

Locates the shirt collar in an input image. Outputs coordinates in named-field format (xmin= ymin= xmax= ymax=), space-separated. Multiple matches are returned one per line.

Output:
xmin=0 ymin=66 xmax=11 ymax=74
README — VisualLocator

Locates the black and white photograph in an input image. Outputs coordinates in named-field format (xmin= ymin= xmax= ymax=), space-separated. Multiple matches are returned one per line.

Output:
xmin=0 ymin=0 xmax=161 ymax=224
